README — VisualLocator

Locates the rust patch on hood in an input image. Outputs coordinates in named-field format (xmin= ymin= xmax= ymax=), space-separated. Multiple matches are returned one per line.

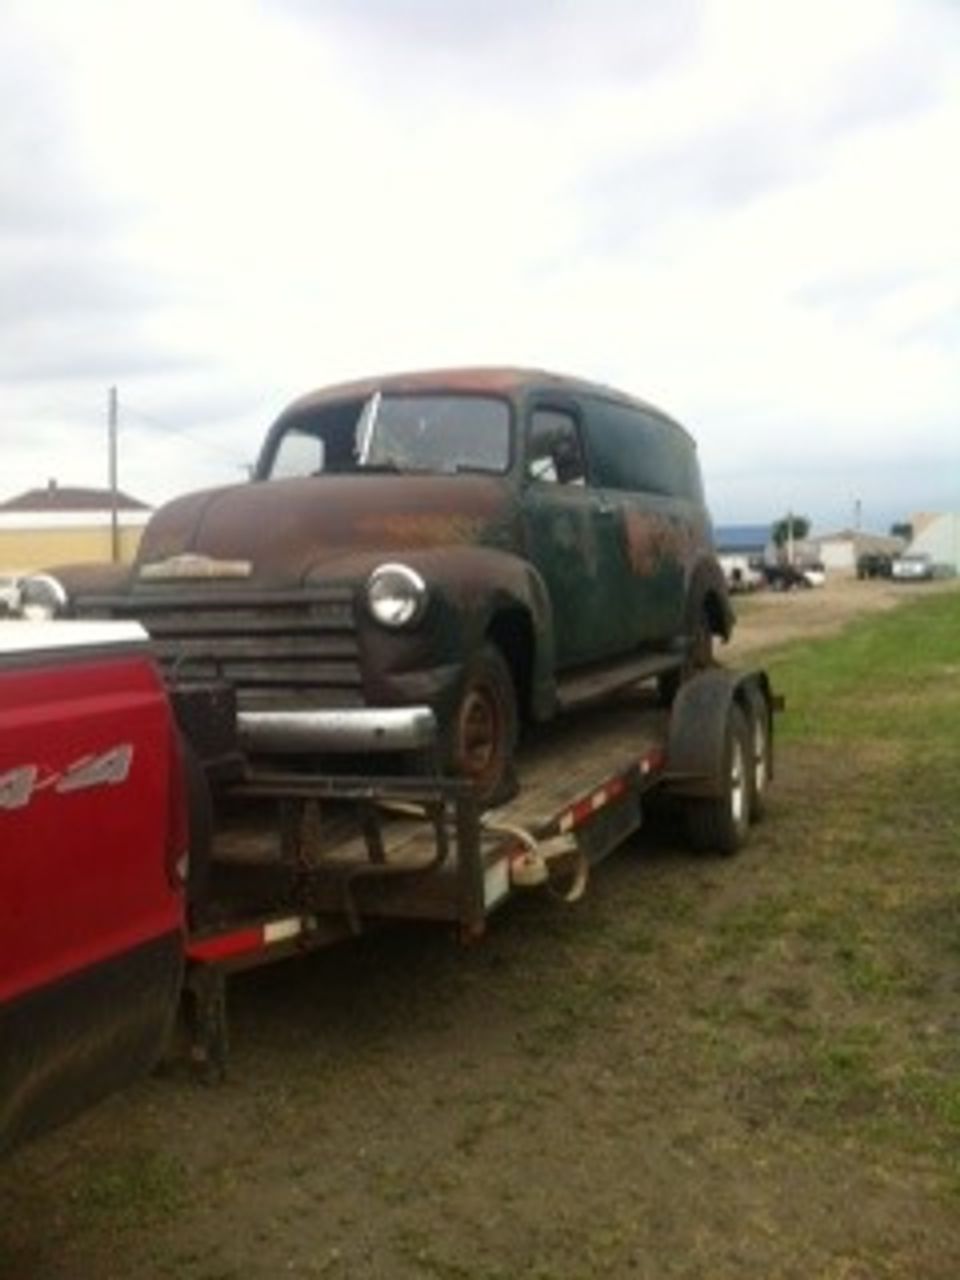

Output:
xmin=137 ymin=474 xmax=515 ymax=585
xmin=354 ymin=513 xmax=485 ymax=548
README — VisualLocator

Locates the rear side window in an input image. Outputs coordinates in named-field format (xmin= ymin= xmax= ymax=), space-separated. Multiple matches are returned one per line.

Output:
xmin=526 ymin=409 xmax=587 ymax=486
xmin=583 ymin=398 xmax=702 ymax=501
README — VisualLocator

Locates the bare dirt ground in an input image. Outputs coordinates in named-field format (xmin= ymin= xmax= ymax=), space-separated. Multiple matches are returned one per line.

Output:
xmin=2 ymin=576 xmax=959 ymax=1280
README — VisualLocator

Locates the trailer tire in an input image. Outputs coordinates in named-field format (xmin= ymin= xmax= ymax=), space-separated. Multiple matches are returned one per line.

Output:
xmin=683 ymin=704 xmax=751 ymax=855
xmin=446 ymin=642 xmax=519 ymax=808
xmin=741 ymin=687 xmax=772 ymax=823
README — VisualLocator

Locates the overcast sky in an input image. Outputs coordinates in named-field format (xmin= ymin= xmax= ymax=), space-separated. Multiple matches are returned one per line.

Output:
xmin=2 ymin=0 xmax=957 ymax=532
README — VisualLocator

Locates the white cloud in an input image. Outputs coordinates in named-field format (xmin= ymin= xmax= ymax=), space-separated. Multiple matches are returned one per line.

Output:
xmin=1 ymin=0 xmax=957 ymax=530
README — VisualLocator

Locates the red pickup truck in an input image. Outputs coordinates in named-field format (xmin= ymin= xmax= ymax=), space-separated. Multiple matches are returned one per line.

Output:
xmin=0 ymin=621 xmax=186 ymax=1152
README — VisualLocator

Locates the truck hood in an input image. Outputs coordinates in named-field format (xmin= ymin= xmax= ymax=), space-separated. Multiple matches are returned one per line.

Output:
xmin=136 ymin=474 xmax=516 ymax=585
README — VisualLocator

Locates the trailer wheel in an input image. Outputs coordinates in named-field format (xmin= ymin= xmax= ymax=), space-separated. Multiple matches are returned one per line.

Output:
xmin=683 ymin=704 xmax=751 ymax=855
xmin=741 ymin=689 xmax=772 ymax=822
xmin=447 ymin=643 xmax=518 ymax=808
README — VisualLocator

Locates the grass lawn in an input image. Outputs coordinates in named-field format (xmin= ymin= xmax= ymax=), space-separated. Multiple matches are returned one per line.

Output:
xmin=718 ymin=590 xmax=960 ymax=1188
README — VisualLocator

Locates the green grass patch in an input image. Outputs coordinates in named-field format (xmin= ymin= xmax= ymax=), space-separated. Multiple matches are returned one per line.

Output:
xmin=68 ymin=1148 xmax=187 ymax=1229
xmin=713 ymin=589 xmax=960 ymax=1190
xmin=762 ymin=589 xmax=960 ymax=747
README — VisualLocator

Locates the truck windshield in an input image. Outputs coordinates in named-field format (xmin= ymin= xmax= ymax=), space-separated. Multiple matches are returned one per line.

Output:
xmin=265 ymin=394 xmax=511 ymax=479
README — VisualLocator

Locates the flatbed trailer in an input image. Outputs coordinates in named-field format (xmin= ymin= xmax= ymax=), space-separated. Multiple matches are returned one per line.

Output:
xmin=178 ymin=666 xmax=776 ymax=1075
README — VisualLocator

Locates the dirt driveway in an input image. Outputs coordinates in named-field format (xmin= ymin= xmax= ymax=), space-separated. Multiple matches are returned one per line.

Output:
xmin=723 ymin=574 xmax=958 ymax=663
xmin=2 ymin=575 xmax=959 ymax=1280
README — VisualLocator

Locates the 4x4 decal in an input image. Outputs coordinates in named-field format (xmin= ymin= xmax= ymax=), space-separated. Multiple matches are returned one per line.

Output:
xmin=0 ymin=745 xmax=134 ymax=811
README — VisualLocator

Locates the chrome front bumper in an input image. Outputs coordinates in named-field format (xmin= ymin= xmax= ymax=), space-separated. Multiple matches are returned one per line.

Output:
xmin=237 ymin=706 xmax=437 ymax=754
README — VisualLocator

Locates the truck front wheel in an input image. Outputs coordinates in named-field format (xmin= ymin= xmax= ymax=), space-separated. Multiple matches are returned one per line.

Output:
xmin=447 ymin=643 xmax=518 ymax=809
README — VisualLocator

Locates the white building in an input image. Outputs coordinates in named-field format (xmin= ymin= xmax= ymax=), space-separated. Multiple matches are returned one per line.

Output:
xmin=908 ymin=512 xmax=960 ymax=573
xmin=812 ymin=529 xmax=904 ymax=574
xmin=0 ymin=481 xmax=151 ymax=570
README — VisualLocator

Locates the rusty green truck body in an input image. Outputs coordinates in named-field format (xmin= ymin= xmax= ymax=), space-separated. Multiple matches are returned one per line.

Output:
xmin=44 ymin=368 xmax=732 ymax=803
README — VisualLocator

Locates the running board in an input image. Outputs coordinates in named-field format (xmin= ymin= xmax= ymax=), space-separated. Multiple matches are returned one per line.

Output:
xmin=556 ymin=652 xmax=683 ymax=713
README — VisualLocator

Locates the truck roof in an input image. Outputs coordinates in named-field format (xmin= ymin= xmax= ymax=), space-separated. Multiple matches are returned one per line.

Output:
xmin=280 ymin=367 xmax=675 ymax=426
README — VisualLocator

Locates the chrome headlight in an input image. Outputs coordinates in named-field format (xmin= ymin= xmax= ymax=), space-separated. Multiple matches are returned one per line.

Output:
xmin=366 ymin=563 xmax=428 ymax=629
xmin=18 ymin=573 xmax=69 ymax=621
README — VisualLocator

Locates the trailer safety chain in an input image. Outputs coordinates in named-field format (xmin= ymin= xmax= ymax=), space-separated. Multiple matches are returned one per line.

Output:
xmin=183 ymin=962 xmax=229 ymax=1083
xmin=377 ymin=802 xmax=590 ymax=904
xmin=480 ymin=818 xmax=589 ymax=904
xmin=313 ymin=797 xmax=454 ymax=934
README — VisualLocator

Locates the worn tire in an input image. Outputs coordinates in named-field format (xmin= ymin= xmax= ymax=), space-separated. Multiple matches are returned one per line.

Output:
xmin=683 ymin=704 xmax=751 ymax=855
xmin=446 ymin=643 xmax=518 ymax=809
xmin=741 ymin=688 xmax=772 ymax=823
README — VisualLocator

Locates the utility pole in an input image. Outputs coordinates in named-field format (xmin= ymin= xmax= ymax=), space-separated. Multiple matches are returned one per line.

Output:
xmin=108 ymin=385 xmax=119 ymax=562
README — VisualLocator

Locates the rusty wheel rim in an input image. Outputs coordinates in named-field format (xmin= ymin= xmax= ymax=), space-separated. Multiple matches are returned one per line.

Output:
xmin=457 ymin=685 xmax=502 ymax=785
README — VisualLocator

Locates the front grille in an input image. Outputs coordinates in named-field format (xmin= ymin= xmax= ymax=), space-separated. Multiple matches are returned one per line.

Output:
xmin=76 ymin=586 xmax=363 ymax=710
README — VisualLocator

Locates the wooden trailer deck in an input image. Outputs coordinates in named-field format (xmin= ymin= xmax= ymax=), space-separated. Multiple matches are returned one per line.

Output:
xmin=205 ymin=691 xmax=669 ymax=927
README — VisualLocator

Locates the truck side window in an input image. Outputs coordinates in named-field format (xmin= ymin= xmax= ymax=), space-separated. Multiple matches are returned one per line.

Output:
xmin=527 ymin=409 xmax=586 ymax=486
xmin=582 ymin=397 xmax=699 ymax=500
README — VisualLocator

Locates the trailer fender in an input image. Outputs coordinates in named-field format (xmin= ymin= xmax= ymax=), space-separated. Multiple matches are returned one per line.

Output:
xmin=664 ymin=668 xmax=773 ymax=799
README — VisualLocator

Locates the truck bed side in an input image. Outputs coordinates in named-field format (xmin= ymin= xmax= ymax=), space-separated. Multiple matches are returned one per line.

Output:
xmin=0 ymin=624 xmax=185 ymax=1152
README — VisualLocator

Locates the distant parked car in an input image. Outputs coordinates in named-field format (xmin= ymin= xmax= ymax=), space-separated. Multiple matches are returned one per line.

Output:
xmin=0 ymin=575 xmax=22 ymax=617
xmin=763 ymin=563 xmax=811 ymax=591
xmin=800 ymin=562 xmax=826 ymax=588
xmin=856 ymin=552 xmax=893 ymax=580
xmin=724 ymin=560 xmax=765 ymax=593
xmin=891 ymin=553 xmax=934 ymax=582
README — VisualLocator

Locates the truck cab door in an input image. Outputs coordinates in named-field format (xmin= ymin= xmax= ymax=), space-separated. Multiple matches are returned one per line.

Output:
xmin=578 ymin=401 xmax=692 ymax=647
xmin=520 ymin=402 xmax=634 ymax=667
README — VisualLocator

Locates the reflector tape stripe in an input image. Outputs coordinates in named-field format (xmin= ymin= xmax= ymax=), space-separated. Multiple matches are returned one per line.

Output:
xmin=187 ymin=916 xmax=306 ymax=963
xmin=263 ymin=917 xmax=303 ymax=945
xmin=558 ymin=773 xmax=630 ymax=833
xmin=187 ymin=928 xmax=263 ymax=963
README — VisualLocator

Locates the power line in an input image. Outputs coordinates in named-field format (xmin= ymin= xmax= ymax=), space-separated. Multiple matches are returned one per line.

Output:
xmin=19 ymin=398 xmax=252 ymax=467
xmin=120 ymin=404 xmax=251 ymax=465
xmin=16 ymin=399 xmax=252 ymax=471
xmin=22 ymin=400 xmax=103 ymax=424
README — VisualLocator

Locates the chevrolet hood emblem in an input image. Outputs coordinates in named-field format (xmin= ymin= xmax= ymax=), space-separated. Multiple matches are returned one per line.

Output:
xmin=139 ymin=553 xmax=252 ymax=581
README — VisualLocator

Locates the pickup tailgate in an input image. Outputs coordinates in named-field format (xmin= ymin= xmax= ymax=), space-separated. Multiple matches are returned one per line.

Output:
xmin=0 ymin=623 xmax=184 ymax=1151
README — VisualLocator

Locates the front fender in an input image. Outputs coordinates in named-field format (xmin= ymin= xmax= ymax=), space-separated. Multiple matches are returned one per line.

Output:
xmin=42 ymin=562 xmax=135 ymax=612
xmin=424 ymin=546 xmax=557 ymax=722
xmin=335 ymin=546 xmax=556 ymax=722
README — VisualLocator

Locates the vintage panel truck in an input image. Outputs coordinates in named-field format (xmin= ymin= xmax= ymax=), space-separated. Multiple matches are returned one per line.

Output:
xmin=7 ymin=371 xmax=778 ymax=1082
